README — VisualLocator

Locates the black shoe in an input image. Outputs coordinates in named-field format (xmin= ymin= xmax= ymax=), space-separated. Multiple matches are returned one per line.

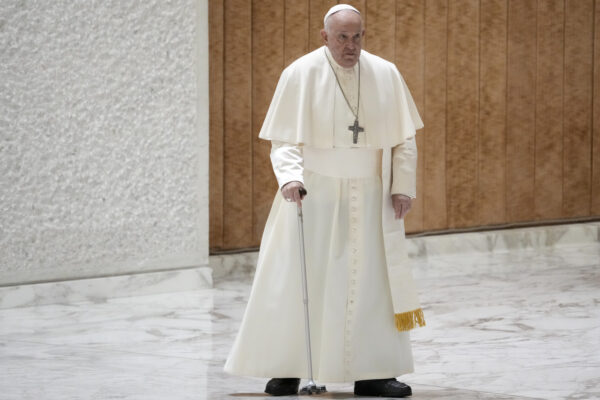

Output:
xmin=265 ymin=378 xmax=301 ymax=396
xmin=354 ymin=378 xmax=412 ymax=398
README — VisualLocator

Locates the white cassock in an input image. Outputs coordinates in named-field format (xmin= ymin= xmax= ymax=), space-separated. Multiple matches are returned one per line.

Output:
xmin=224 ymin=46 xmax=425 ymax=383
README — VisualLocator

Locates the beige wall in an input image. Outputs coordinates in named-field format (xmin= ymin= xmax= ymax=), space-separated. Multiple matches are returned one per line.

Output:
xmin=1 ymin=0 xmax=209 ymax=284
xmin=209 ymin=0 xmax=600 ymax=252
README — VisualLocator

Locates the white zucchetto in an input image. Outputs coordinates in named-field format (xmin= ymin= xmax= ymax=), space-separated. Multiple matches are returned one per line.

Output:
xmin=323 ymin=4 xmax=361 ymax=26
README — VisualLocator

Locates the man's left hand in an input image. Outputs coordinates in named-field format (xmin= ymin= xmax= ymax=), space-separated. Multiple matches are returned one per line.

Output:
xmin=392 ymin=194 xmax=412 ymax=219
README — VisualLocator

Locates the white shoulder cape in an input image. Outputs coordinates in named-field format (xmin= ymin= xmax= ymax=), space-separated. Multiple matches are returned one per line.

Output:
xmin=259 ymin=46 xmax=423 ymax=148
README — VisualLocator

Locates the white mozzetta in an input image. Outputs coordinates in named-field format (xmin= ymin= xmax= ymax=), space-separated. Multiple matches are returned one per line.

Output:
xmin=0 ymin=0 xmax=209 ymax=284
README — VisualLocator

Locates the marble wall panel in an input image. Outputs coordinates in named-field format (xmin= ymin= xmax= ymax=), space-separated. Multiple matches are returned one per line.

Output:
xmin=0 ymin=1 xmax=210 ymax=284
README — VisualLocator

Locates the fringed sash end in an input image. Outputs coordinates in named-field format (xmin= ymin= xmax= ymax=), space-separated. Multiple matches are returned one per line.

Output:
xmin=394 ymin=308 xmax=426 ymax=331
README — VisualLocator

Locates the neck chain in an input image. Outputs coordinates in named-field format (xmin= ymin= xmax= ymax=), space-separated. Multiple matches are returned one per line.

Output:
xmin=324 ymin=48 xmax=364 ymax=144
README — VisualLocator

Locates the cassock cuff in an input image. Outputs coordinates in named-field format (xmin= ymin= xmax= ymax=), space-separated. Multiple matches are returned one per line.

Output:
xmin=270 ymin=141 xmax=304 ymax=189
xmin=391 ymin=137 xmax=417 ymax=198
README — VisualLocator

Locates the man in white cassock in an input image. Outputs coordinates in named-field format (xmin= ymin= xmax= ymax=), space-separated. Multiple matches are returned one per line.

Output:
xmin=224 ymin=4 xmax=425 ymax=398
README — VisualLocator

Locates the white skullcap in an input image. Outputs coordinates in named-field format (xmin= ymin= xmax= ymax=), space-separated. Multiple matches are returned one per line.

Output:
xmin=323 ymin=4 xmax=361 ymax=26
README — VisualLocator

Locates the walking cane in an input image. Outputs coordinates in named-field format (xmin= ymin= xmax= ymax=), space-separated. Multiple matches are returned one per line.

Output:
xmin=296 ymin=188 xmax=327 ymax=395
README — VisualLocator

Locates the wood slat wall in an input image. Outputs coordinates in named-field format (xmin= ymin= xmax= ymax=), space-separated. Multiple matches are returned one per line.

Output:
xmin=535 ymin=0 xmax=564 ymax=220
xmin=209 ymin=0 xmax=600 ymax=252
xmin=479 ymin=0 xmax=507 ymax=225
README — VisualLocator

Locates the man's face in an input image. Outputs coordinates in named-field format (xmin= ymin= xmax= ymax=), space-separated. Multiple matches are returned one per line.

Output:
xmin=321 ymin=11 xmax=365 ymax=68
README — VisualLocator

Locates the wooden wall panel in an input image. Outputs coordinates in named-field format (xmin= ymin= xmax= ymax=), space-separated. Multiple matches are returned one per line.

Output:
xmin=479 ymin=0 xmax=507 ymax=225
xmin=593 ymin=0 xmax=600 ymax=215
xmin=252 ymin=2 xmax=284 ymax=245
xmin=534 ymin=0 xmax=564 ymax=220
xmin=309 ymin=0 xmax=338 ymax=51
xmin=395 ymin=0 xmax=425 ymax=232
xmin=285 ymin=0 xmax=310 ymax=67
xmin=209 ymin=0 xmax=600 ymax=252
xmin=563 ymin=0 xmax=594 ymax=217
xmin=423 ymin=0 xmax=448 ymax=230
xmin=506 ymin=0 xmax=536 ymax=222
xmin=365 ymin=0 xmax=395 ymax=59
xmin=446 ymin=0 xmax=479 ymax=228
xmin=209 ymin=0 xmax=224 ymax=248
xmin=223 ymin=0 xmax=253 ymax=248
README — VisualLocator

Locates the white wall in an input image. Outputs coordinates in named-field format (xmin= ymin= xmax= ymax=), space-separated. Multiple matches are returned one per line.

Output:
xmin=0 ymin=0 xmax=209 ymax=285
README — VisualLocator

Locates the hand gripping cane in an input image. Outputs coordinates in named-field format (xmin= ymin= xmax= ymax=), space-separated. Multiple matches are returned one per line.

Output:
xmin=296 ymin=188 xmax=327 ymax=395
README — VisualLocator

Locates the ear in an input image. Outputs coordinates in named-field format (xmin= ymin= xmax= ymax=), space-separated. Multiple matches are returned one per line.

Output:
xmin=320 ymin=29 xmax=328 ymax=44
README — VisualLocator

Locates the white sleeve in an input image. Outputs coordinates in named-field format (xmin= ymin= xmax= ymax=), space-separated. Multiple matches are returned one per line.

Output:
xmin=270 ymin=141 xmax=304 ymax=189
xmin=391 ymin=136 xmax=417 ymax=198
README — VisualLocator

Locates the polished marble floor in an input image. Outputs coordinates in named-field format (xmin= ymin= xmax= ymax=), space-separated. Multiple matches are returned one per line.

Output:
xmin=1 ymin=241 xmax=599 ymax=399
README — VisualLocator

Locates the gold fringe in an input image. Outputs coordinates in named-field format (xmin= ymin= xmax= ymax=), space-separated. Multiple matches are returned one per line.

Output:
xmin=394 ymin=308 xmax=426 ymax=332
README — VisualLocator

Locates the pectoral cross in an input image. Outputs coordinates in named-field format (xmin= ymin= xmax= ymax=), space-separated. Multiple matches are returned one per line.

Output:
xmin=348 ymin=119 xmax=364 ymax=144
